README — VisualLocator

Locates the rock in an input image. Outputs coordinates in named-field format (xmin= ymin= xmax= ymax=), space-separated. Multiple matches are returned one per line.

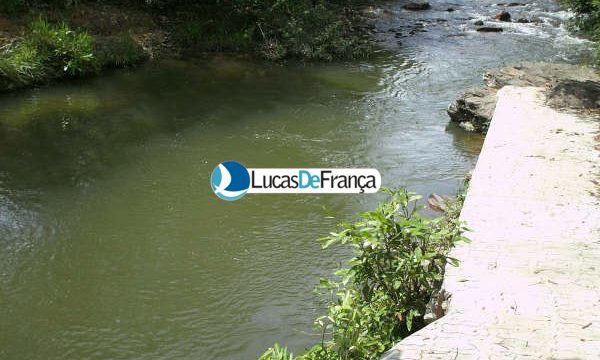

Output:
xmin=483 ymin=63 xmax=600 ymax=89
xmin=428 ymin=193 xmax=445 ymax=212
xmin=513 ymin=18 xmax=536 ymax=24
xmin=474 ymin=20 xmax=484 ymax=26
xmin=449 ymin=63 xmax=600 ymax=133
xmin=507 ymin=2 xmax=525 ymax=6
xmin=447 ymin=87 xmax=497 ymax=133
xmin=547 ymin=80 xmax=600 ymax=111
xmin=495 ymin=11 xmax=511 ymax=21
xmin=446 ymin=7 xmax=455 ymax=12
xmin=459 ymin=121 xmax=476 ymax=132
xmin=465 ymin=169 xmax=474 ymax=182
xmin=403 ymin=2 xmax=431 ymax=10
xmin=477 ymin=26 xmax=503 ymax=32
xmin=427 ymin=193 xmax=453 ymax=212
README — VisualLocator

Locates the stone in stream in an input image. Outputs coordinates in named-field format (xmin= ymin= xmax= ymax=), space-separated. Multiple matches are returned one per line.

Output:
xmin=427 ymin=193 xmax=453 ymax=212
xmin=447 ymin=87 xmax=497 ymax=132
xmin=402 ymin=2 xmax=431 ymax=10
xmin=476 ymin=26 xmax=504 ymax=32
xmin=473 ymin=20 xmax=484 ymax=26
xmin=495 ymin=11 xmax=511 ymax=21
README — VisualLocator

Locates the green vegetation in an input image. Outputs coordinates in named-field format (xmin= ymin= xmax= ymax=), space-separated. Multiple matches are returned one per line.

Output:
xmin=260 ymin=344 xmax=294 ymax=360
xmin=261 ymin=188 xmax=468 ymax=360
xmin=0 ymin=18 xmax=145 ymax=91
xmin=561 ymin=0 xmax=600 ymax=62
xmin=158 ymin=0 xmax=370 ymax=61
xmin=0 ymin=18 xmax=96 ymax=90
xmin=0 ymin=1 xmax=371 ymax=90
xmin=1 ymin=0 xmax=370 ymax=62
xmin=94 ymin=34 xmax=147 ymax=68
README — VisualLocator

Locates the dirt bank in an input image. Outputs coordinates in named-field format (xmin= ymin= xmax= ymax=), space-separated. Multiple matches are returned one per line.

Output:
xmin=0 ymin=3 xmax=171 ymax=59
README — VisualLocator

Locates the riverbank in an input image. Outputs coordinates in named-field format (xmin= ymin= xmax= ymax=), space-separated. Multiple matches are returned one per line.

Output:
xmin=384 ymin=79 xmax=600 ymax=358
xmin=6 ymin=0 xmax=594 ymax=94
xmin=0 ymin=2 xmax=161 ymax=91
xmin=0 ymin=0 xmax=372 ymax=92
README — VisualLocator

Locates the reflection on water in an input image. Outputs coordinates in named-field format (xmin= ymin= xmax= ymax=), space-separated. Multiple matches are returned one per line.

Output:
xmin=0 ymin=0 xmax=593 ymax=358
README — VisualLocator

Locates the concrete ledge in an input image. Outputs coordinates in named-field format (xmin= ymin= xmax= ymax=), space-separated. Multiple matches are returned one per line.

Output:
xmin=383 ymin=86 xmax=600 ymax=359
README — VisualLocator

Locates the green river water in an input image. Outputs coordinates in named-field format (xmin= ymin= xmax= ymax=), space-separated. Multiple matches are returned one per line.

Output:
xmin=0 ymin=0 xmax=594 ymax=358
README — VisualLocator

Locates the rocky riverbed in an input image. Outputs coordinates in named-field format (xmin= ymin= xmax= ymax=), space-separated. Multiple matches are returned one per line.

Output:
xmin=361 ymin=0 xmax=598 ymax=134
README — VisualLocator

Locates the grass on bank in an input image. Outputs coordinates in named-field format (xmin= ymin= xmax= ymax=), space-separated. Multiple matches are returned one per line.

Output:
xmin=260 ymin=188 xmax=468 ymax=360
xmin=1 ymin=0 xmax=371 ymax=62
xmin=0 ymin=18 xmax=146 ymax=91
xmin=159 ymin=0 xmax=371 ymax=61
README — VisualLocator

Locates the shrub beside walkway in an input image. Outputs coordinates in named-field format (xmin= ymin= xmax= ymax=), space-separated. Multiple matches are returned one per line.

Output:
xmin=383 ymin=86 xmax=600 ymax=359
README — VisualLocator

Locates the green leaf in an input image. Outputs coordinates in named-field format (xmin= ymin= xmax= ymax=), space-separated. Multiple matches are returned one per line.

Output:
xmin=447 ymin=257 xmax=460 ymax=267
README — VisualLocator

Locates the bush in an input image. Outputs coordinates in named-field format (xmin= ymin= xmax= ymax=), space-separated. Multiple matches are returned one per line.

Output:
xmin=261 ymin=188 xmax=468 ymax=360
xmin=0 ymin=18 xmax=98 ymax=90
xmin=562 ymin=0 xmax=600 ymax=17
xmin=0 ymin=43 xmax=46 ymax=88
xmin=94 ymin=34 xmax=147 ymax=68
xmin=249 ymin=1 xmax=369 ymax=61
xmin=172 ymin=17 xmax=254 ymax=52
xmin=561 ymin=0 xmax=600 ymax=62
xmin=27 ymin=18 xmax=98 ymax=75
xmin=259 ymin=343 xmax=294 ymax=360
xmin=562 ymin=0 xmax=600 ymax=33
xmin=157 ymin=0 xmax=370 ymax=61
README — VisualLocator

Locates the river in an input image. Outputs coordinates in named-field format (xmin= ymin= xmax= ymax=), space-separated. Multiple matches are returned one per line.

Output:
xmin=0 ymin=0 xmax=593 ymax=359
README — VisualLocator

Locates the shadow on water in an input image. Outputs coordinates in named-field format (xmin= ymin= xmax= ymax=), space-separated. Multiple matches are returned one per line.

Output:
xmin=0 ymin=58 xmax=383 ymax=189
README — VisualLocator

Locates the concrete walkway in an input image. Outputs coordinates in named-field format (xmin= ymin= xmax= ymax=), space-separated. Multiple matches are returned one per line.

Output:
xmin=383 ymin=86 xmax=600 ymax=359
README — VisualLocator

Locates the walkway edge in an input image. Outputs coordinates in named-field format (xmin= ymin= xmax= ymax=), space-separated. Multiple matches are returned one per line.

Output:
xmin=383 ymin=86 xmax=600 ymax=359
